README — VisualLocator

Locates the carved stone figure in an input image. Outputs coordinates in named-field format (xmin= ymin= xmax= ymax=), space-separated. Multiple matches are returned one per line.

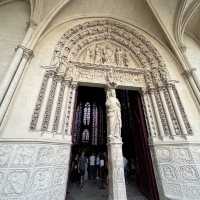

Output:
xmin=106 ymin=89 xmax=122 ymax=140
xmin=84 ymin=47 xmax=95 ymax=63
xmin=105 ymin=45 xmax=115 ymax=64
xmin=51 ymin=50 xmax=61 ymax=69
xmin=94 ymin=45 xmax=103 ymax=64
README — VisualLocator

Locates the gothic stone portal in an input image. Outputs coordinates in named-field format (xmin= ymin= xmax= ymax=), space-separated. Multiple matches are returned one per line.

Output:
xmin=28 ymin=19 xmax=194 ymax=200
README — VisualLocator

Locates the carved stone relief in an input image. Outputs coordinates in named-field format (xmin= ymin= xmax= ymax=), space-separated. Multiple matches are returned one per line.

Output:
xmin=79 ymin=42 xmax=130 ymax=67
xmin=160 ymin=165 xmax=177 ymax=181
xmin=163 ymin=183 xmax=183 ymax=199
xmin=31 ymin=168 xmax=52 ymax=191
xmin=30 ymin=19 xmax=193 ymax=143
xmin=11 ymin=146 xmax=35 ymax=167
xmin=0 ymin=143 xmax=70 ymax=200
xmin=0 ymin=145 xmax=13 ymax=167
xmin=154 ymin=144 xmax=200 ymax=200
xmin=156 ymin=147 xmax=172 ymax=163
xmin=183 ymin=185 xmax=200 ymax=199
xmin=179 ymin=165 xmax=199 ymax=181
xmin=3 ymin=170 xmax=29 ymax=195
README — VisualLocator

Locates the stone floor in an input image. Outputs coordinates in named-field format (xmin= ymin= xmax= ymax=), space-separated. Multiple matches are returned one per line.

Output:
xmin=67 ymin=179 xmax=108 ymax=200
xmin=66 ymin=179 xmax=147 ymax=200
xmin=126 ymin=180 xmax=148 ymax=200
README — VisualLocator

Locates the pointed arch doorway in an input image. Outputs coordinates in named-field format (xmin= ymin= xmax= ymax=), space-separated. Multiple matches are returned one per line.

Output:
xmin=66 ymin=86 xmax=109 ymax=200
xmin=29 ymin=18 xmax=192 ymax=200
xmin=66 ymin=85 xmax=159 ymax=200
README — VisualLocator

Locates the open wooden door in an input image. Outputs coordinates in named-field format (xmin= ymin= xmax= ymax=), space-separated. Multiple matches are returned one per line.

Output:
xmin=117 ymin=89 xmax=159 ymax=200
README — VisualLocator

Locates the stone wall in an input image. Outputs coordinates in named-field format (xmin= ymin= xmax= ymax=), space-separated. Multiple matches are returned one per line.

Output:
xmin=0 ymin=142 xmax=70 ymax=200
xmin=153 ymin=143 xmax=200 ymax=200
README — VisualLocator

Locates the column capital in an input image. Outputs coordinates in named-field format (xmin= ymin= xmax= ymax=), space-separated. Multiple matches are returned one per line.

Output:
xmin=146 ymin=86 xmax=157 ymax=94
xmin=28 ymin=18 xmax=38 ymax=28
xmin=16 ymin=45 xmax=33 ymax=58
xmin=179 ymin=44 xmax=187 ymax=53
xmin=182 ymin=68 xmax=196 ymax=77
xmin=45 ymin=70 xmax=56 ymax=78
xmin=68 ymin=78 xmax=78 ymax=89
xmin=166 ymin=80 xmax=179 ymax=88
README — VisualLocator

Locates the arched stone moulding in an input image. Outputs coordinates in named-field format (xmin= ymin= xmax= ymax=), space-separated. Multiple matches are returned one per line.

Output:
xmin=30 ymin=19 xmax=192 ymax=142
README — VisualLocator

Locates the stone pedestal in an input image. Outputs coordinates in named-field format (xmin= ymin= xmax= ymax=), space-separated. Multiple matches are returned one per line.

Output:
xmin=107 ymin=139 xmax=127 ymax=200
xmin=106 ymin=87 xmax=127 ymax=200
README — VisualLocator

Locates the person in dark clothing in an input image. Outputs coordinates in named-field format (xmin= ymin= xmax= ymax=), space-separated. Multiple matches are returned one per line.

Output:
xmin=71 ymin=154 xmax=80 ymax=184
xmin=89 ymin=152 xmax=96 ymax=180
xmin=79 ymin=152 xmax=87 ymax=190
xmin=99 ymin=154 xmax=107 ymax=189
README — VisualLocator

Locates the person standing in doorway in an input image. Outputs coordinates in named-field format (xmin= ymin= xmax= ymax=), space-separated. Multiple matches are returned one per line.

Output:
xmin=123 ymin=156 xmax=128 ymax=184
xmin=99 ymin=154 xmax=106 ymax=189
xmin=96 ymin=153 xmax=100 ymax=180
xmin=89 ymin=152 xmax=96 ymax=180
xmin=79 ymin=152 xmax=87 ymax=190
xmin=71 ymin=154 xmax=80 ymax=185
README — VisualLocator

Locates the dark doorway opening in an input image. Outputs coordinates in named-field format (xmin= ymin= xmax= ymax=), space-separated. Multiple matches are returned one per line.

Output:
xmin=66 ymin=86 xmax=108 ymax=200
xmin=116 ymin=89 xmax=159 ymax=200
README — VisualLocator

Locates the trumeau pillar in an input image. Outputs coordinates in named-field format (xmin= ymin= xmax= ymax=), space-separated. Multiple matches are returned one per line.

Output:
xmin=106 ymin=86 xmax=127 ymax=200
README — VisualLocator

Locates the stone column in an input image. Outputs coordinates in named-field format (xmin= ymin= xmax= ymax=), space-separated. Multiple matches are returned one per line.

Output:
xmin=48 ymin=76 xmax=62 ymax=132
xmin=0 ymin=23 xmax=35 ymax=105
xmin=0 ymin=47 xmax=33 ymax=125
xmin=183 ymin=69 xmax=200 ymax=104
xmin=149 ymin=89 xmax=165 ymax=140
xmin=36 ymin=71 xmax=54 ymax=130
xmin=0 ymin=46 xmax=23 ymax=104
xmin=106 ymin=87 xmax=127 ymax=200
xmin=142 ymin=90 xmax=157 ymax=139
xmin=191 ymin=69 xmax=200 ymax=91
xmin=57 ymin=80 xmax=70 ymax=134
xmin=168 ymin=82 xmax=188 ymax=138
xmin=64 ymin=81 xmax=77 ymax=138
xmin=158 ymin=86 xmax=176 ymax=138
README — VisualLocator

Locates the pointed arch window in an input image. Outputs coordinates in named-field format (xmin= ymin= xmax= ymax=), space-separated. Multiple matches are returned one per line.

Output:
xmin=92 ymin=103 xmax=98 ymax=145
xmin=83 ymin=102 xmax=91 ymax=126
xmin=82 ymin=129 xmax=90 ymax=142
xmin=73 ymin=100 xmax=104 ymax=145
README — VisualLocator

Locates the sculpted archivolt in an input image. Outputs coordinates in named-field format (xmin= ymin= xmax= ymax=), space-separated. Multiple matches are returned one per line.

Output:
xmin=30 ymin=19 xmax=192 ymax=142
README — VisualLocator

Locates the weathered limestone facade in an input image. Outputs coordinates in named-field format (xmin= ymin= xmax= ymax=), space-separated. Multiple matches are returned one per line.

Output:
xmin=0 ymin=1 xmax=200 ymax=200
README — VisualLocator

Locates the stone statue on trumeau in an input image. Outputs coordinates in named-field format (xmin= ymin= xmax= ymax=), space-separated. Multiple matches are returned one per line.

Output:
xmin=106 ymin=89 xmax=122 ymax=140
